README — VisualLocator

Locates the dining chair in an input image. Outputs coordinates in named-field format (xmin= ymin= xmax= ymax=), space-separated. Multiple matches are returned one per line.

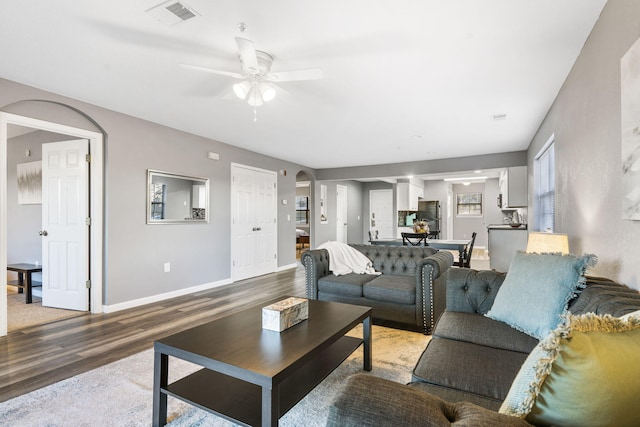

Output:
xmin=401 ymin=232 xmax=428 ymax=246
xmin=453 ymin=232 xmax=476 ymax=268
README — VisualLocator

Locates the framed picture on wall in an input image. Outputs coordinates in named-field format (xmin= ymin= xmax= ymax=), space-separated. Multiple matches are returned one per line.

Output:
xmin=622 ymin=34 xmax=640 ymax=220
xmin=17 ymin=161 xmax=42 ymax=205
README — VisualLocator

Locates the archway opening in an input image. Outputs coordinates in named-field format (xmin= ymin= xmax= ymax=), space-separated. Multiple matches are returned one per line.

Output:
xmin=0 ymin=103 xmax=105 ymax=337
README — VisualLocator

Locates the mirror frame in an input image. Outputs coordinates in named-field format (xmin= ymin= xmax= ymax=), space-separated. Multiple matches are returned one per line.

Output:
xmin=147 ymin=169 xmax=209 ymax=224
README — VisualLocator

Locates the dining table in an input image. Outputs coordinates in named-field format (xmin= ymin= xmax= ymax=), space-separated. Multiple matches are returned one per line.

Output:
xmin=369 ymin=238 xmax=472 ymax=266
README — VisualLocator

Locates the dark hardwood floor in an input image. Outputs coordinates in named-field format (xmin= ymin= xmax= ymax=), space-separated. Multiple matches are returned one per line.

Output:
xmin=0 ymin=266 xmax=306 ymax=403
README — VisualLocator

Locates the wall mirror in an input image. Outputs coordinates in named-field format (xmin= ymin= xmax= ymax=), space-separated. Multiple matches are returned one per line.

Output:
xmin=147 ymin=169 xmax=209 ymax=224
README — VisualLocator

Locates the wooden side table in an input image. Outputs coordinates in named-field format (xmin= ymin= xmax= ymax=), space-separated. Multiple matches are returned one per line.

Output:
xmin=7 ymin=263 xmax=43 ymax=304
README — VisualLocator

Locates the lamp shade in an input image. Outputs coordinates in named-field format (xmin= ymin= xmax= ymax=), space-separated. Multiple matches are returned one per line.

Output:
xmin=233 ymin=81 xmax=252 ymax=99
xmin=526 ymin=232 xmax=569 ymax=255
xmin=259 ymin=82 xmax=276 ymax=102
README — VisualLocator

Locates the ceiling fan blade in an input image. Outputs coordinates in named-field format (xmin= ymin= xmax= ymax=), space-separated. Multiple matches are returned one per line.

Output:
xmin=235 ymin=37 xmax=259 ymax=74
xmin=179 ymin=63 xmax=243 ymax=79
xmin=266 ymin=68 xmax=324 ymax=82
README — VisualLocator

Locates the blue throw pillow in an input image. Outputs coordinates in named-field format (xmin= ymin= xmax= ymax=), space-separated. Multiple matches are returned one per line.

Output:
xmin=486 ymin=251 xmax=597 ymax=339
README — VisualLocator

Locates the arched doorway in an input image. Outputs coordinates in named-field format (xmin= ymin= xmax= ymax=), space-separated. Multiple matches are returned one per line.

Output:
xmin=0 ymin=105 xmax=105 ymax=337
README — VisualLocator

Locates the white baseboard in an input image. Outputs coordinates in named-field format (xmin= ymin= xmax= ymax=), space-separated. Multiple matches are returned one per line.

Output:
xmin=102 ymin=278 xmax=233 ymax=313
xmin=102 ymin=263 xmax=299 ymax=313
xmin=277 ymin=263 xmax=298 ymax=272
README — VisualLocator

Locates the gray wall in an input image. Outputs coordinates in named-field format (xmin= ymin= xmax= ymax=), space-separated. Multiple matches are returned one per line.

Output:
xmin=316 ymin=151 xmax=527 ymax=181
xmin=313 ymin=180 xmax=364 ymax=246
xmin=451 ymin=183 xmax=486 ymax=247
xmin=527 ymin=1 xmax=640 ymax=289
xmin=1 ymin=78 xmax=313 ymax=305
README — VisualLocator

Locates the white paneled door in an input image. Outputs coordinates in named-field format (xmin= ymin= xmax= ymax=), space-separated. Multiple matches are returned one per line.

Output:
xmin=336 ymin=184 xmax=348 ymax=243
xmin=231 ymin=164 xmax=277 ymax=281
xmin=369 ymin=189 xmax=393 ymax=239
xmin=41 ymin=140 xmax=89 ymax=311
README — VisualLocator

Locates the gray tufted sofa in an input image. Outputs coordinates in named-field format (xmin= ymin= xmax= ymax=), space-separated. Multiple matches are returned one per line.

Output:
xmin=327 ymin=269 xmax=640 ymax=426
xmin=301 ymin=244 xmax=454 ymax=334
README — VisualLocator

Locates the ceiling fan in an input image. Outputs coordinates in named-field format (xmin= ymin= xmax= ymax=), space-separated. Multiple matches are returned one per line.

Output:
xmin=180 ymin=36 xmax=324 ymax=107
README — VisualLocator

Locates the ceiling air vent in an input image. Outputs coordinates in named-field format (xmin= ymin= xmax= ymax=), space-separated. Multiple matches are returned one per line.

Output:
xmin=146 ymin=1 xmax=199 ymax=26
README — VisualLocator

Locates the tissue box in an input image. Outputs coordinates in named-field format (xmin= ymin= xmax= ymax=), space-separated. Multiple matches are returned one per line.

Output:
xmin=262 ymin=297 xmax=309 ymax=332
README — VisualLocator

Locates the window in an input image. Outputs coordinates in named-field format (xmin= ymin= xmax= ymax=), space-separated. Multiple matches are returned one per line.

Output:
xmin=150 ymin=183 xmax=166 ymax=220
xmin=456 ymin=192 xmax=482 ymax=216
xmin=295 ymin=196 xmax=309 ymax=224
xmin=535 ymin=137 xmax=555 ymax=232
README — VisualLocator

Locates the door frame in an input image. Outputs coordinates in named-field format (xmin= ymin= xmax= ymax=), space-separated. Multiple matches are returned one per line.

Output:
xmin=0 ymin=112 xmax=104 ymax=336
xmin=336 ymin=184 xmax=348 ymax=243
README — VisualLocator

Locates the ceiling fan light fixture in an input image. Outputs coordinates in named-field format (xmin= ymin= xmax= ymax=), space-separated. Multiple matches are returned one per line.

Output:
xmin=233 ymin=80 xmax=252 ymax=99
xmin=259 ymin=82 xmax=276 ymax=102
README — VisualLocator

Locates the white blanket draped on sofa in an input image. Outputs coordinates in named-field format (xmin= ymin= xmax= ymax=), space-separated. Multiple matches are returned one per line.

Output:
xmin=318 ymin=241 xmax=380 ymax=276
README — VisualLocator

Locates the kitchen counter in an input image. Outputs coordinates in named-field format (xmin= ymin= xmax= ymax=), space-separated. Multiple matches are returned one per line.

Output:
xmin=487 ymin=224 xmax=527 ymax=230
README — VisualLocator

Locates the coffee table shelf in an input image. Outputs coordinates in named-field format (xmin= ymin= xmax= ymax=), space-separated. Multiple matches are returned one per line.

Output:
xmin=153 ymin=298 xmax=371 ymax=427
xmin=163 ymin=335 xmax=362 ymax=426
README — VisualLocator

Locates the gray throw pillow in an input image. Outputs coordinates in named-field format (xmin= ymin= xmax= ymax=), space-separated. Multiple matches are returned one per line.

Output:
xmin=486 ymin=251 xmax=596 ymax=339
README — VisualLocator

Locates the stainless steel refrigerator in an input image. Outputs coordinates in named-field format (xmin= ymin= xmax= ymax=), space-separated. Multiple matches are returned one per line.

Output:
xmin=418 ymin=200 xmax=441 ymax=239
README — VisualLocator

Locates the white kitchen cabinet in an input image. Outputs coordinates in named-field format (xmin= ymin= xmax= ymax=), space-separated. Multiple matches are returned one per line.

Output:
xmin=397 ymin=183 xmax=423 ymax=211
xmin=499 ymin=166 xmax=527 ymax=208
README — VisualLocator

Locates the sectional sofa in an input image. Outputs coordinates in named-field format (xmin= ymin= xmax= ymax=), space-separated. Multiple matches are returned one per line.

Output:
xmin=327 ymin=253 xmax=640 ymax=426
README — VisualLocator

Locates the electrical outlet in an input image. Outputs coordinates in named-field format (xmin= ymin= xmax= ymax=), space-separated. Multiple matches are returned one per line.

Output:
xmin=164 ymin=262 xmax=170 ymax=273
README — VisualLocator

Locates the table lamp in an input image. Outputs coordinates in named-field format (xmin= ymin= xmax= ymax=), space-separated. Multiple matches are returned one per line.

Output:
xmin=526 ymin=232 xmax=570 ymax=255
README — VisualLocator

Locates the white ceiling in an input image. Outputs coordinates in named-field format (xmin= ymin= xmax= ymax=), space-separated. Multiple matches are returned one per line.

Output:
xmin=0 ymin=1 xmax=606 ymax=170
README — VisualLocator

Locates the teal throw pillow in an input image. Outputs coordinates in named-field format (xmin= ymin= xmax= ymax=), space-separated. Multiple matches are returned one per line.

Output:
xmin=486 ymin=251 xmax=596 ymax=339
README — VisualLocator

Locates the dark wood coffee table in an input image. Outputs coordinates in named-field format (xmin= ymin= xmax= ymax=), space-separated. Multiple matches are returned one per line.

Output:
xmin=152 ymin=298 xmax=372 ymax=427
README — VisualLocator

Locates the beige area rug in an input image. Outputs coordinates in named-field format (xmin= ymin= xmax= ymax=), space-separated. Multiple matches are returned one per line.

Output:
xmin=0 ymin=325 xmax=430 ymax=426
xmin=7 ymin=292 xmax=85 ymax=332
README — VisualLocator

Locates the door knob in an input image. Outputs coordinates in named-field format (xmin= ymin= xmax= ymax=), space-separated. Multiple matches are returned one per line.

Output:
xmin=39 ymin=230 xmax=48 ymax=236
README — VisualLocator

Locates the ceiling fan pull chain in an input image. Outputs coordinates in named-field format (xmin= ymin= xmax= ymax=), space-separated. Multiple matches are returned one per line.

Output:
xmin=254 ymin=106 xmax=258 ymax=122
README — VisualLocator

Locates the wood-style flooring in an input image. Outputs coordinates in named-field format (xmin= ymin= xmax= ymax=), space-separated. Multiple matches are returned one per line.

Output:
xmin=0 ymin=266 xmax=306 ymax=403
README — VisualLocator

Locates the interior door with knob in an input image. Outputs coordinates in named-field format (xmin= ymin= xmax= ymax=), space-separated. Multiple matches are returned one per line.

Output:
xmin=231 ymin=164 xmax=277 ymax=281
xmin=41 ymin=140 xmax=90 ymax=311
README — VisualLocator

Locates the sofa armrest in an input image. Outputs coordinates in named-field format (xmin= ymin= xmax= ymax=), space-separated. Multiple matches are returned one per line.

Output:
xmin=301 ymin=249 xmax=331 ymax=299
xmin=444 ymin=268 xmax=507 ymax=314
xmin=327 ymin=374 xmax=532 ymax=427
xmin=417 ymin=250 xmax=454 ymax=333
